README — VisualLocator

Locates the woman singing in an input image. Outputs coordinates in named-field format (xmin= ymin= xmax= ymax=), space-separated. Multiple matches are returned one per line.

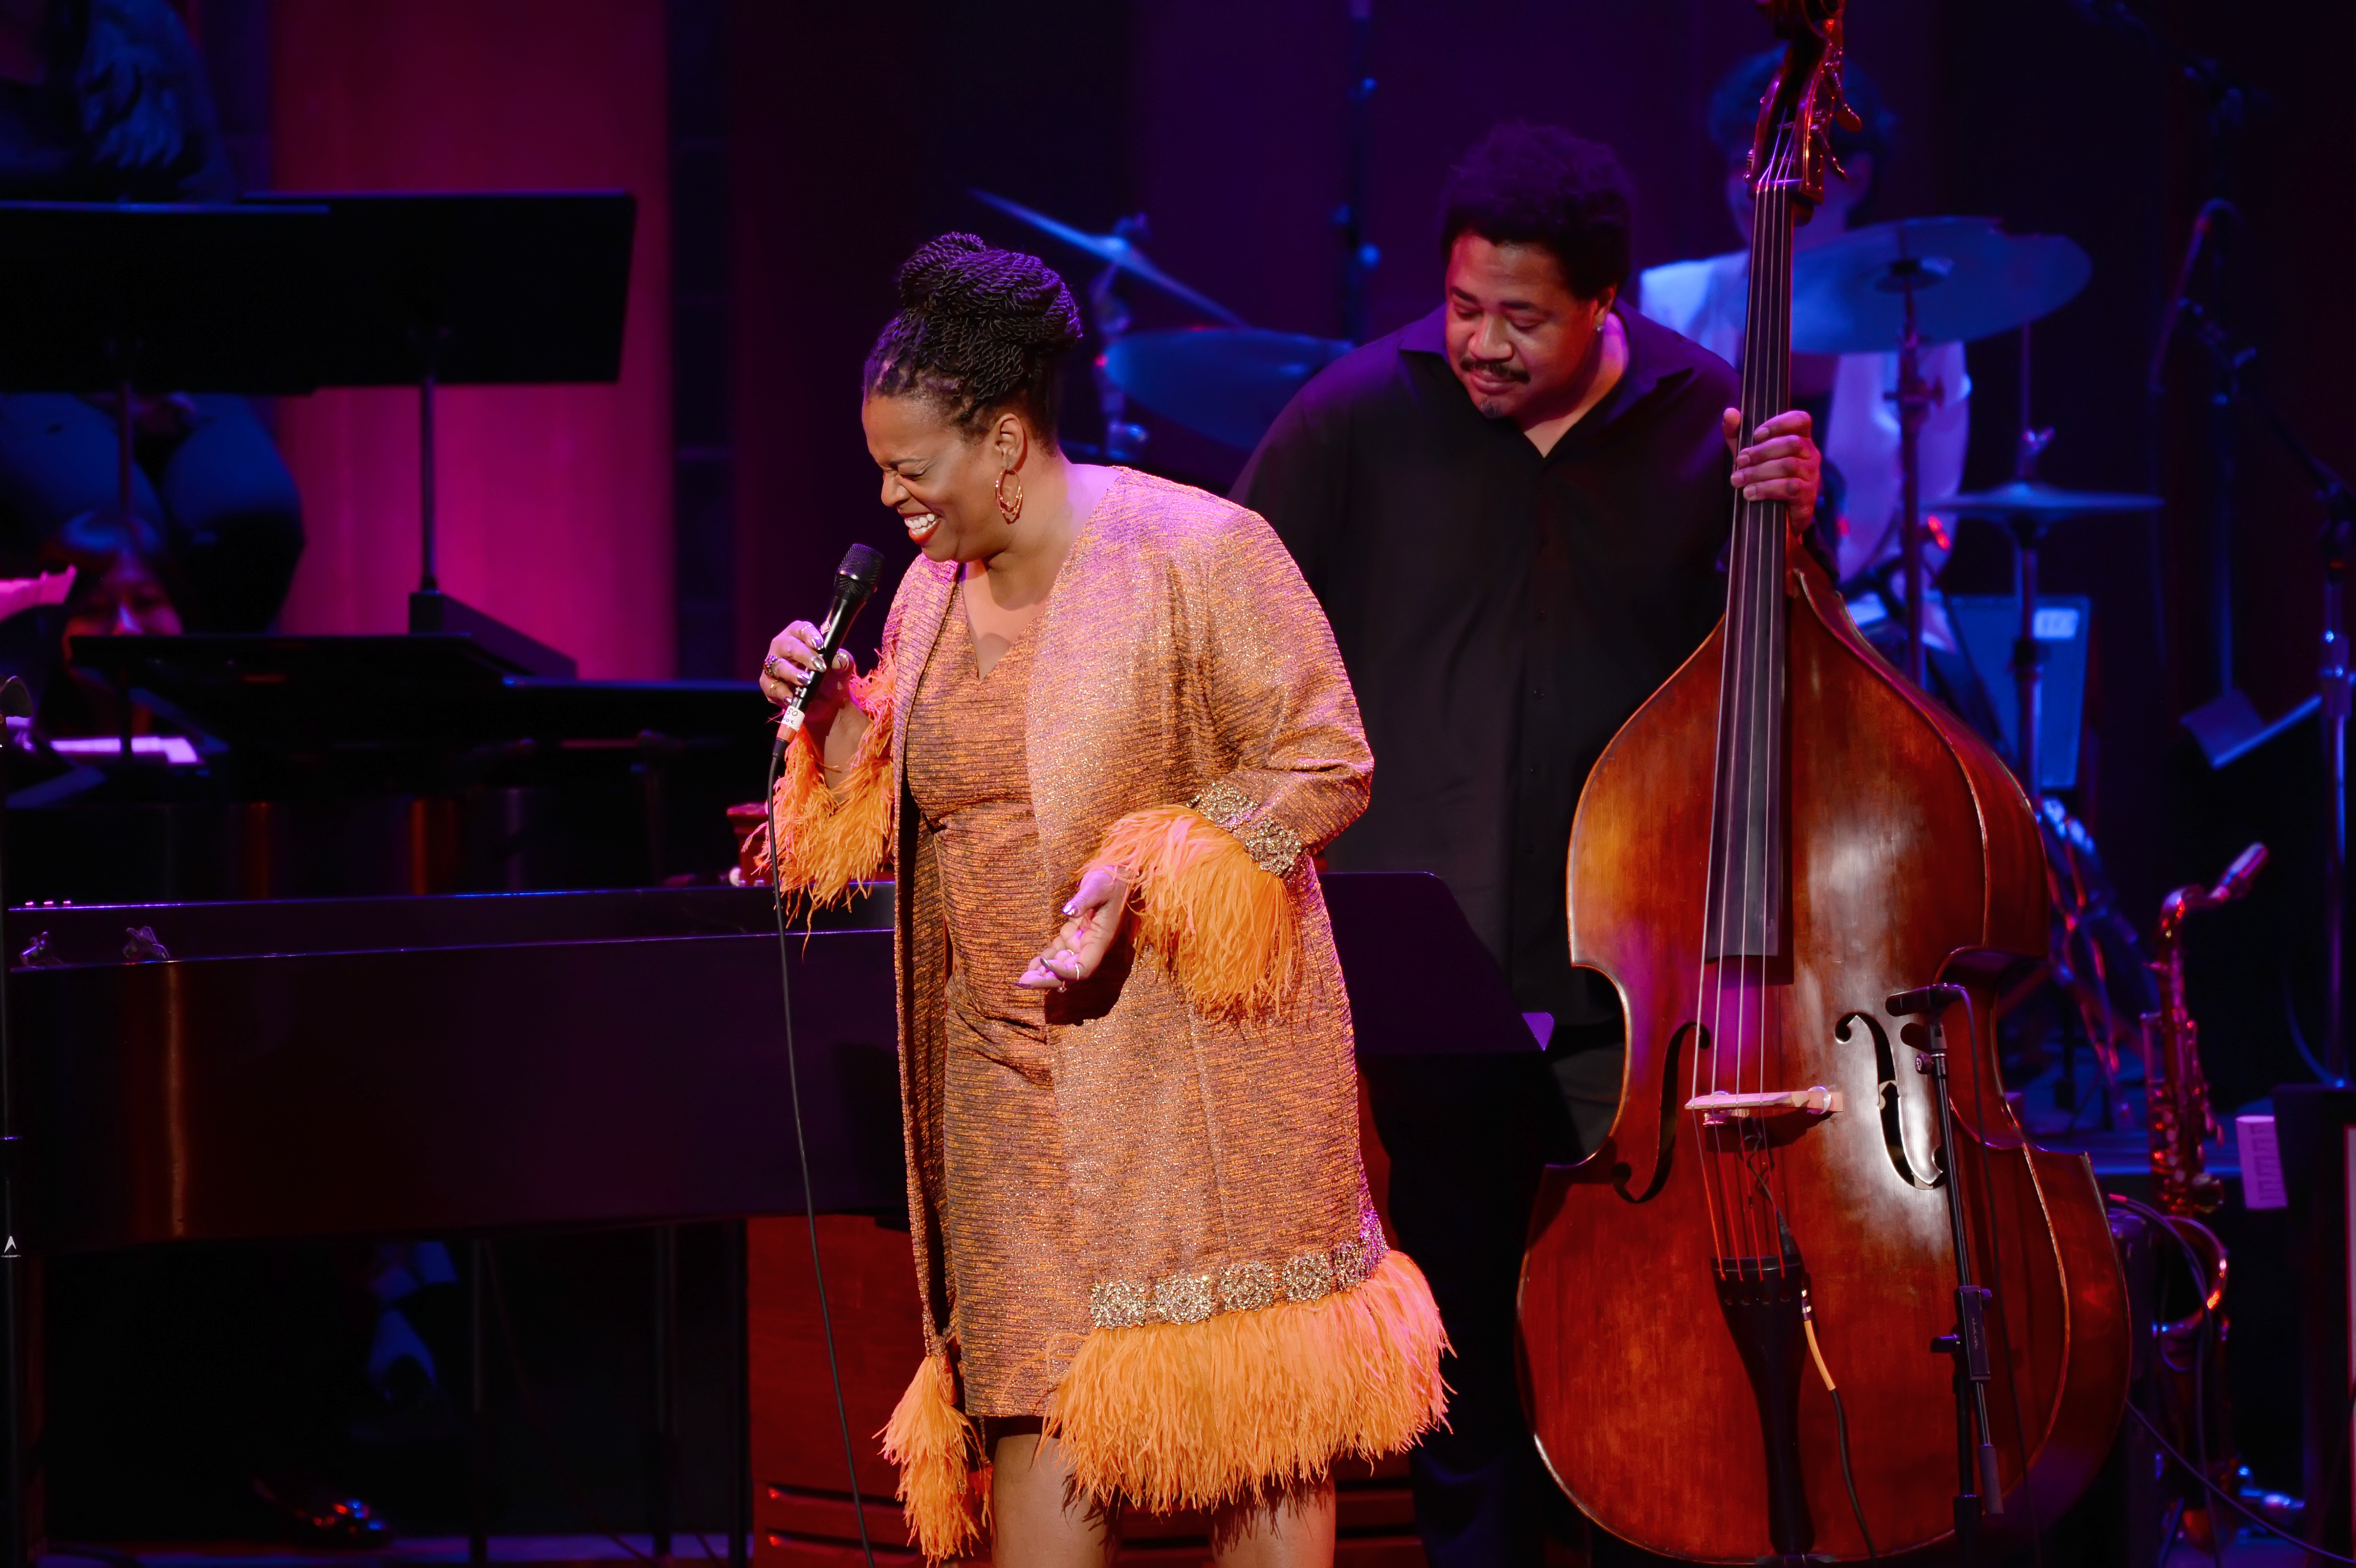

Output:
xmin=757 ymin=234 xmax=1446 ymax=1566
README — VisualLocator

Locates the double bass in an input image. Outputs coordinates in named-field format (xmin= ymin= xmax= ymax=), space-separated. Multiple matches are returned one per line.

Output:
xmin=1517 ymin=4 xmax=2130 ymax=1560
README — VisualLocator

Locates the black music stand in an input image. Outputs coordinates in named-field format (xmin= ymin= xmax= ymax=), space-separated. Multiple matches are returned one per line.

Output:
xmin=0 ymin=200 xmax=331 ymax=539
xmin=243 ymin=192 xmax=638 ymax=680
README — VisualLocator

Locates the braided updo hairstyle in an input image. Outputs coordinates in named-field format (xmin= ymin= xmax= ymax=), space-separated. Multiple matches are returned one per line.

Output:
xmin=862 ymin=233 xmax=1085 ymax=444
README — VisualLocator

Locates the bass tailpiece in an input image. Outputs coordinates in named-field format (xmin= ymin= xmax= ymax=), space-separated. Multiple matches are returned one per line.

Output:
xmin=1715 ymin=1234 xmax=1818 ymax=1563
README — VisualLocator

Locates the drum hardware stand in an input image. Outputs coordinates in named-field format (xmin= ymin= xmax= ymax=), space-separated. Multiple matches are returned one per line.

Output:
xmin=2007 ymin=324 xmax=2058 ymax=806
xmin=1889 ymin=247 xmax=1943 ymax=691
xmin=0 ymin=676 xmax=33 ymax=1568
xmin=1334 ymin=0 xmax=1377 ymax=345
xmin=1891 ymin=983 xmax=2004 ymax=1565
xmin=1085 ymin=223 xmax=1150 ymax=464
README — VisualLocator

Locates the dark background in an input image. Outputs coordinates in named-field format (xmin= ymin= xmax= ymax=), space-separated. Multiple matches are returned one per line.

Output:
xmin=105 ymin=0 xmax=2347 ymax=1539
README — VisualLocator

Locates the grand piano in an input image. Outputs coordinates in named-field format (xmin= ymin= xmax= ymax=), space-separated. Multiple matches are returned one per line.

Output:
xmin=4 ymin=635 xmax=1534 ymax=1563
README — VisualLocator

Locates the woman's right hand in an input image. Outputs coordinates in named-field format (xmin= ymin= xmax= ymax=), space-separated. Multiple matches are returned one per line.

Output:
xmin=760 ymin=620 xmax=857 ymax=730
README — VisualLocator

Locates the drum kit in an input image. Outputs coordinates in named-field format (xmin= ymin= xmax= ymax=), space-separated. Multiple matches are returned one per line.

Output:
xmin=972 ymin=188 xmax=1353 ymax=463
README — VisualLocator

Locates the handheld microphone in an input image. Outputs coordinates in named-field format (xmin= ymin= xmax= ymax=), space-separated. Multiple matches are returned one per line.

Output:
xmin=777 ymin=544 xmax=886 ymax=750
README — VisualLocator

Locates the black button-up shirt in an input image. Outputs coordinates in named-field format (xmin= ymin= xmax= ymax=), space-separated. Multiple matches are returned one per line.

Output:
xmin=1234 ymin=303 xmax=1738 ymax=1027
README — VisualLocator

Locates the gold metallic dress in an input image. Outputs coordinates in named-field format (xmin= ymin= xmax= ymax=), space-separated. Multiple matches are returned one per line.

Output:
xmin=902 ymin=610 xmax=1088 ymax=1417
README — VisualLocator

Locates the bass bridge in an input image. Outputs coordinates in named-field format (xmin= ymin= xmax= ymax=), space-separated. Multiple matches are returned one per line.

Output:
xmin=1686 ymin=1086 xmax=1844 ymax=1126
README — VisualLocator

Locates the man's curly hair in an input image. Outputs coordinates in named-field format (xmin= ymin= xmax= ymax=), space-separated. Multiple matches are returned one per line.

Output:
xmin=1439 ymin=123 xmax=1635 ymax=300
xmin=862 ymin=233 xmax=1084 ymax=442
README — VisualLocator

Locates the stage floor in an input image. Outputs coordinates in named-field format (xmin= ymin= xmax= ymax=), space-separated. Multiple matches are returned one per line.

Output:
xmin=30 ymin=1524 xmax=2323 ymax=1567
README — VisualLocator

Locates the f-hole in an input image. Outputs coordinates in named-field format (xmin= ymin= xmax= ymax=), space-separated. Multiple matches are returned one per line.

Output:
xmin=1836 ymin=1010 xmax=1940 ymax=1190
xmin=1615 ymin=1021 xmax=1705 ymax=1204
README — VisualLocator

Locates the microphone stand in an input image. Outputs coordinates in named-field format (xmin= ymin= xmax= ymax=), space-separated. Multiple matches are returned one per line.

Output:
xmin=2167 ymin=292 xmax=2352 ymax=1085
xmin=1892 ymin=983 xmax=2004 ymax=1566
xmin=2148 ymin=203 xmax=2246 ymax=706
xmin=2243 ymin=384 xmax=2355 ymax=1086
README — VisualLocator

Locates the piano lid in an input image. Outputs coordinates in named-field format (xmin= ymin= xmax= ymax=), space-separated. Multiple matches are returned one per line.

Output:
xmin=67 ymin=634 xmax=773 ymax=750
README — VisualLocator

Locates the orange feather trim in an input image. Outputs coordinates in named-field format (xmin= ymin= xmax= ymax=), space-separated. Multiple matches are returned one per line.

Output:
xmin=1042 ymin=1250 xmax=1449 ymax=1514
xmin=880 ymin=1349 xmax=990 ymax=1561
xmin=759 ymin=657 xmax=894 ymax=912
xmin=1085 ymin=805 xmax=1298 ymax=1021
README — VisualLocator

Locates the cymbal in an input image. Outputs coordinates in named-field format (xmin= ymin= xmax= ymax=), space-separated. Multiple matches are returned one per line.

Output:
xmin=970 ymin=189 xmax=1247 ymax=327
xmin=1789 ymin=217 xmax=2092 ymax=355
xmin=1942 ymin=478 xmax=2162 ymax=517
xmin=1102 ymin=327 xmax=1353 ymax=450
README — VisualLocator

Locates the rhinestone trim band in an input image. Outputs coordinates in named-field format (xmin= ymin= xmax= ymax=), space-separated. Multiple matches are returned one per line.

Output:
xmin=1239 ymin=816 xmax=1306 ymax=879
xmin=1086 ymin=1223 xmax=1388 ymax=1330
xmin=1189 ymin=780 xmax=1305 ymax=879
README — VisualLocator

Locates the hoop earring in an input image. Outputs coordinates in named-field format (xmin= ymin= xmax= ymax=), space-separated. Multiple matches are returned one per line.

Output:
xmin=995 ymin=467 xmax=1024 ymax=524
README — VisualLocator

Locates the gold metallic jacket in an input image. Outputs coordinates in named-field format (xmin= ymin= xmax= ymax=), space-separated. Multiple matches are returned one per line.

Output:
xmin=769 ymin=470 xmax=1445 ymax=1549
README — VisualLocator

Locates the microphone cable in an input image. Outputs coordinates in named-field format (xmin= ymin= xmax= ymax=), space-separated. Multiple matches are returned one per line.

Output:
xmin=767 ymin=723 xmax=879 ymax=1568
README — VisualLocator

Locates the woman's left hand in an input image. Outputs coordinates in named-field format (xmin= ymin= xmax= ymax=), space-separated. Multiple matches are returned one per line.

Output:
xmin=1018 ymin=865 xmax=1132 ymax=991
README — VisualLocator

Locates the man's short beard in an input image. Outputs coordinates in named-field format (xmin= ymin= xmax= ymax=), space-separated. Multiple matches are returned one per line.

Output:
xmin=1459 ymin=358 xmax=1527 ymax=421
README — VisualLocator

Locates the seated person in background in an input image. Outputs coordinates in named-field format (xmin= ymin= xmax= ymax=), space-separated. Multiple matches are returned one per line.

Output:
xmin=31 ymin=508 xmax=178 ymax=737
xmin=0 ymin=0 xmax=305 ymax=632
xmin=1637 ymin=48 xmax=1969 ymax=612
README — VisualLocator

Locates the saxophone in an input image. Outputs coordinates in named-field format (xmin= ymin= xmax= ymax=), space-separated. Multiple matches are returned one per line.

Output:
xmin=2142 ymin=842 xmax=2265 ymax=1215
xmin=2138 ymin=841 xmax=2264 ymax=1552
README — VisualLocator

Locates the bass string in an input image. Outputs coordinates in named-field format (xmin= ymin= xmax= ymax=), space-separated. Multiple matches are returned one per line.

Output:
xmin=1705 ymin=116 xmax=1790 ymax=1262
xmin=1693 ymin=133 xmax=1761 ymax=1264
xmin=1736 ymin=133 xmax=1787 ymax=1267
xmin=1707 ymin=126 xmax=1776 ymax=1269
xmin=1711 ymin=111 xmax=1801 ymax=1267
xmin=1741 ymin=162 xmax=1788 ymax=1263
xmin=1754 ymin=136 xmax=1796 ymax=1256
xmin=1696 ymin=122 xmax=1764 ymax=1268
xmin=1710 ymin=128 xmax=1784 ymax=1265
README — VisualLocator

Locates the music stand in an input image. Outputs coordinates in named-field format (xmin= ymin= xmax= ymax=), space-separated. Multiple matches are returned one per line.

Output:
xmin=0 ymin=200 xmax=331 ymax=540
xmin=243 ymin=192 xmax=638 ymax=679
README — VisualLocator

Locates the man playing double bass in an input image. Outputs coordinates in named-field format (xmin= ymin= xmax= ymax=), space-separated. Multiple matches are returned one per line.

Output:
xmin=1235 ymin=121 xmax=1822 ymax=1566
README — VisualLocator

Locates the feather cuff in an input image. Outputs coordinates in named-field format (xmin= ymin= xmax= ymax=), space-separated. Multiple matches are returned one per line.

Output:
xmin=757 ymin=657 xmax=894 ymax=910
xmin=880 ymin=1349 xmax=989 ymax=1561
xmin=1085 ymin=804 xmax=1299 ymax=1021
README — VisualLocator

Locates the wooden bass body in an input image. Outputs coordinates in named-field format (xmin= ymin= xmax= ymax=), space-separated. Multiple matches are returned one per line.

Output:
xmin=1518 ymin=564 xmax=2130 ymax=1561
